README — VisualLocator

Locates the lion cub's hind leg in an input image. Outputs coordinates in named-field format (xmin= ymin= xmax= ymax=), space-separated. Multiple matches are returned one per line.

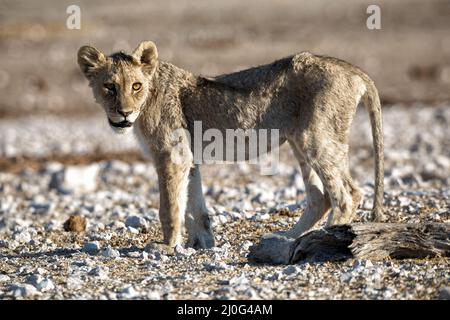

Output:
xmin=342 ymin=167 xmax=362 ymax=220
xmin=185 ymin=165 xmax=215 ymax=249
xmin=306 ymin=140 xmax=355 ymax=226
xmin=280 ymin=143 xmax=331 ymax=238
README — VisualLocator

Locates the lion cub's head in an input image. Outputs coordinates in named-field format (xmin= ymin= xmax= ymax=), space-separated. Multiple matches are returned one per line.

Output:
xmin=77 ymin=41 xmax=158 ymax=134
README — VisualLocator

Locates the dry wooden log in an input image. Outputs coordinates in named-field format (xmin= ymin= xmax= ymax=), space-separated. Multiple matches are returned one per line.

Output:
xmin=248 ymin=223 xmax=450 ymax=264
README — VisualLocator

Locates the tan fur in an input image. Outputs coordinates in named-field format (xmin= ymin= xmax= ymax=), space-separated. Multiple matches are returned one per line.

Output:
xmin=78 ymin=41 xmax=384 ymax=248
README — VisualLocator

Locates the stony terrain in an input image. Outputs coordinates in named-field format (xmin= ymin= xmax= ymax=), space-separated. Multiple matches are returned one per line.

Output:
xmin=0 ymin=0 xmax=449 ymax=300
xmin=0 ymin=104 xmax=449 ymax=300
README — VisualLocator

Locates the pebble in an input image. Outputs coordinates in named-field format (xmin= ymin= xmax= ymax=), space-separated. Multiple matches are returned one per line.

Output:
xmin=125 ymin=215 xmax=148 ymax=230
xmin=82 ymin=241 xmax=101 ymax=254
xmin=49 ymin=164 xmax=99 ymax=194
xmin=340 ymin=272 xmax=353 ymax=283
xmin=100 ymin=246 xmax=120 ymax=258
xmin=12 ymin=229 xmax=32 ymax=244
xmin=438 ymin=287 xmax=450 ymax=300
xmin=104 ymin=160 xmax=130 ymax=174
xmin=30 ymin=200 xmax=52 ymax=215
xmin=9 ymin=284 xmax=41 ymax=297
xmin=26 ymin=274 xmax=55 ymax=292
xmin=174 ymin=245 xmax=196 ymax=256
xmin=252 ymin=191 xmax=274 ymax=204
xmin=283 ymin=265 xmax=301 ymax=275
xmin=119 ymin=285 xmax=140 ymax=299
xmin=147 ymin=291 xmax=161 ymax=300
xmin=229 ymin=275 xmax=249 ymax=286
xmin=127 ymin=226 xmax=139 ymax=234
xmin=239 ymin=240 xmax=253 ymax=251
xmin=0 ymin=274 xmax=11 ymax=282
xmin=44 ymin=220 xmax=61 ymax=232
xmin=108 ymin=221 xmax=126 ymax=230
xmin=257 ymin=213 xmax=271 ymax=221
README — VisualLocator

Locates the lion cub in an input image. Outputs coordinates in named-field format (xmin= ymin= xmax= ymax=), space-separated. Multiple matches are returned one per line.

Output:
xmin=78 ymin=41 xmax=384 ymax=249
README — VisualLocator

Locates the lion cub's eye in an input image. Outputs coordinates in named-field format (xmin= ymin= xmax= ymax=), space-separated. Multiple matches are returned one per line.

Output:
xmin=104 ymin=83 xmax=116 ymax=93
xmin=132 ymin=82 xmax=142 ymax=91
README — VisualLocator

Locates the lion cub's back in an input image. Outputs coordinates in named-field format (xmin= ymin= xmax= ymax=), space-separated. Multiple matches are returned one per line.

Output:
xmin=213 ymin=55 xmax=296 ymax=90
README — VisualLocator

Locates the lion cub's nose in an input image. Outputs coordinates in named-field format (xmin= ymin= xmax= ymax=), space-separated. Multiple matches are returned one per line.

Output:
xmin=118 ymin=110 xmax=133 ymax=118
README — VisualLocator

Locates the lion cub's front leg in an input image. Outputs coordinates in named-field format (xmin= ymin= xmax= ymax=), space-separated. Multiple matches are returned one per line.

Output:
xmin=185 ymin=165 xmax=215 ymax=249
xmin=154 ymin=153 xmax=191 ymax=247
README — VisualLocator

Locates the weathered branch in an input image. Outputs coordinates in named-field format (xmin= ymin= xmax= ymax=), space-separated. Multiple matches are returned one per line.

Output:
xmin=248 ymin=223 xmax=450 ymax=264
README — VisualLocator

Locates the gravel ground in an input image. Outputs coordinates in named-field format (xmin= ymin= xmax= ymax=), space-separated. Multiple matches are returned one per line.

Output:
xmin=0 ymin=104 xmax=449 ymax=299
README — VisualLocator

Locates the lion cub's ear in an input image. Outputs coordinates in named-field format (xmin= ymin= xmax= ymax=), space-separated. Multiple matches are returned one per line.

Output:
xmin=77 ymin=45 xmax=106 ymax=79
xmin=132 ymin=41 xmax=158 ymax=71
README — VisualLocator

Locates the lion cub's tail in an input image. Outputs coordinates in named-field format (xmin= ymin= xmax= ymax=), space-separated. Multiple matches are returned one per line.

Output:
xmin=362 ymin=79 xmax=384 ymax=221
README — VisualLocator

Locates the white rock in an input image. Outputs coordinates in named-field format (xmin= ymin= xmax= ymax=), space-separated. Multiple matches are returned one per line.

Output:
xmin=229 ymin=274 xmax=249 ymax=286
xmin=49 ymin=164 xmax=99 ymax=194
xmin=0 ymin=274 xmax=11 ymax=282
xmin=127 ymin=251 xmax=141 ymax=258
xmin=26 ymin=275 xmax=55 ymax=292
xmin=43 ymin=162 xmax=64 ymax=174
xmin=174 ymin=245 xmax=189 ymax=256
xmin=127 ymin=226 xmax=139 ymax=234
xmin=147 ymin=291 xmax=161 ymax=300
xmin=240 ymin=240 xmax=253 ymax=251
xmin=120 ymin=285 xmax=140 ymax=299
xmin=218 ymin=214 xmax=228 ymax=224
xmin=145 ymin=208 xmax=159 ymax=220
xmin=108 ymin=221 xmax=126 ymax=230
xmin=125 ymin=215 xmax=148 ymax=230
xmin=252 ymin=191 xmax=274 ymax=204
xmin=12 ymin=229 xmax=31 ymax=244
xmin=104 ymin=160 xmax=130 ymax=173
xmin=36 ymin=268 xmax=48 ymax=275
xmin=362 ymin=198 xmax=374 ymax=210
xmin=44 ymin=220 xmax=61 ymax=232
xmin=131 ymin=162 xmax=148 ymax=175
xmin=398 ymin=196 xmax=411 ymax=207
xmin=82 ymin=241 xmax=101 ymax=253
xmin=9 ymin=283 xmax=41 ymax=297
xmin=29 ymin=199 xmax=53 ymax=215
xmin=340 ymin=272 xmax=353 ymax=283
xmin=244 ymin=211 xmax=254 ymax=220
xmin=66 ymin=276 xmax=84 ymax=290
xmin=257 ymin=213 xmax=271 ymax=221
xmin=353 ymin=259 xmax=374 ymax=270
xmin=101 ymin=246 xmax=120 ymax=258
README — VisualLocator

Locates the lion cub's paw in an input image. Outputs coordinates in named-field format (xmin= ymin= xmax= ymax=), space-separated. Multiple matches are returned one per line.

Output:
xmin=187 ymin=230 xmax=215 ymax=249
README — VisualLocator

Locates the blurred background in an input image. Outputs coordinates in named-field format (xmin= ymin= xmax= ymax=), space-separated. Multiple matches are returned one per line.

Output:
xmin=1 ymin=0 xmax=449 ymax=118
xmin=0 ymin=0 xmax=449 ymax=168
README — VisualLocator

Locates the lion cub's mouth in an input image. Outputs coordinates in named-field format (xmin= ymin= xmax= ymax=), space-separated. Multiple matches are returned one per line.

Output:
xmin=108 ymin=118 xmax=133 ymax=128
